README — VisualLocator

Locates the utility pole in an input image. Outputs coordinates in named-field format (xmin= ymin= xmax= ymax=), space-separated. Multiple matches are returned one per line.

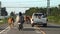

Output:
xmin=47 ymin=0 xmax=50 ymax=16
xmin=0 ymin=1 xmax=1 ymax=16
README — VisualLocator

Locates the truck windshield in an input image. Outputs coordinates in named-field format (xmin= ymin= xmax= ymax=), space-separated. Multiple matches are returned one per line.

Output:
xmin=34 ymin=14 xmax=43 ymax=16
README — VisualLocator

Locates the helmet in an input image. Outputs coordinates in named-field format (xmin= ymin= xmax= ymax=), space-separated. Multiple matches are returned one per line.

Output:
xmin=19 ymin=12 xmax=22 ymax=16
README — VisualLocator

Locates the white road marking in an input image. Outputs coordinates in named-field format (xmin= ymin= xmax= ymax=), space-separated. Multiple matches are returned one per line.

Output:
xmin=0 ymin=22 xmax=17 ymax=34
xmin=0 ymin=23 xmax=42 ymax=34
xmin=0 ymin=26 xmax=10 ymax=34
xmin=35 ymin=30 xmax=41 ymax=34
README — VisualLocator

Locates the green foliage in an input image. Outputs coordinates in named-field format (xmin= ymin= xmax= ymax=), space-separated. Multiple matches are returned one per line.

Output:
xmin=10 ymin=12 xmax=15 ymax=16
xmin=25 ymin=7 xmax=47 ymax=16
xmin=25 ymin=4 xmax=60 ymax=16
xmin=25 ymin=4 xmax=60 ymax=24
xmin=48 ymin=16 xmax=60 ymax=24
xmin=3 ymin=18 xmax=8 ymax=23
xmin=0 ymin=18 xmax=8 ymax=25
xmin=1 ymin=7 xmax=8 ymax=16
xmin=50 ymin=7 xmax=59 ymax=16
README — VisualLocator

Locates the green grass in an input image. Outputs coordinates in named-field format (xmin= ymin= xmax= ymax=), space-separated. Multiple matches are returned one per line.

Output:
xmin=0 ymin=16 xmax=16 ymax=26
xmin=48 ymin=16 xmax=60 ymax=25
xmin=0 ymin=18 xmax=8 ymax=25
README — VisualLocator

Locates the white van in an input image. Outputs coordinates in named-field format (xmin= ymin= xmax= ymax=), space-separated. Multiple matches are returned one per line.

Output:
xmin=31 ymin=13 xmax=47 ymax=27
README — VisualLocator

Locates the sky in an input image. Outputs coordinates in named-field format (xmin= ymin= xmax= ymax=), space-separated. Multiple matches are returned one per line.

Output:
xmin=0 ymin=0 xmax=60 ymax=15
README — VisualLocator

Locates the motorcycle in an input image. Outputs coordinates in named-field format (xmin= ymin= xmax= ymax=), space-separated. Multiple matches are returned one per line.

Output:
xmin=18 ymin=23 xmax=23 ymax=31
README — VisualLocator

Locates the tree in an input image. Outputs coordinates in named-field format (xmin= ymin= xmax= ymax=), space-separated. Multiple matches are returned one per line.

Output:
xmin=25 ymin=7 xmax=36 ymax=16
xmin=58 ymin=4 xmax=60 ymax=9
xmin=10 ymin=12 xmax=15 ymax=16
xmin=1 ymin=7 xmax=8 ymax=16
xmin=25 ymin=7 xmax=47 ymax=16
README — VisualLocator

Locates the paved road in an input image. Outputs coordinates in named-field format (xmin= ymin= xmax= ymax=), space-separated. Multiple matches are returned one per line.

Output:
xmin=0 ymin=23 xmax=60 ymax=34
xmin=0 ymin=23 xmax=41 ymax=34
xmin=0 ymin=24 xmax=8 ymax=32
xmin=38 ymin=23 xmax=60 ymax=34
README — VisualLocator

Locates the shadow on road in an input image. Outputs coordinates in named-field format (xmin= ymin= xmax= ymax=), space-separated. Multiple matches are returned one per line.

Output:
xmin=46 ymin=26 xmax=60 ymax=28
xmin=0 ymin=28 xmax=4 ymax=30
xmin=38 ymin=25 xmax=60 ymax=28
xmin=23 ymin=28 xmax=35 ymax=31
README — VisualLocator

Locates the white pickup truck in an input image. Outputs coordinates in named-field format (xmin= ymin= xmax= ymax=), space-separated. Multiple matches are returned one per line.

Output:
xmin=31 ymin=13 xmax=48 ymax=27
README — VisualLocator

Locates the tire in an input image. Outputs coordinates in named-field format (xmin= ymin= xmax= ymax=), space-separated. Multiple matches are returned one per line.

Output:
xmin=18 ymin=24 xmax=23 ymax=31
xmin=43 ymin=24 xmax=47 ymax=27
xmin=32 ymin=24 xmax=34 ymax=27
xmin=18 ymin=24 xmax=21 ymax=31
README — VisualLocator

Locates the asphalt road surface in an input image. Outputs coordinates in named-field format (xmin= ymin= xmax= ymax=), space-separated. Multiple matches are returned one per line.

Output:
xmin=0 ymin=23 xmax=41 ymax=34
xmin=0 ymin=23 xmax=60 ymax=34
xmin=38 ymin=23 xmax=60 ymax=34
xmin=0 ymin=24 xmax=8 ymax=32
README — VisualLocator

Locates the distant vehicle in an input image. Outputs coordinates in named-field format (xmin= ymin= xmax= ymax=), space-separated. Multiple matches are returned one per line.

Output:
xmin=31 ymin=13 xmax=47 ymax=27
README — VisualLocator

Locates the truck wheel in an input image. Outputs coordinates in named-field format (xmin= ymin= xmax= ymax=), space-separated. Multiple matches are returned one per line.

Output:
xmin=43 ymin=24 xmax=47 ymax=27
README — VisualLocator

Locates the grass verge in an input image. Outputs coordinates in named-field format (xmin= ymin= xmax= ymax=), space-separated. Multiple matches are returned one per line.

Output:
xmin=0 ymin=18 xmax=8 ymax=25
xmin=47 ymin=16 xmax=60 ymax=25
